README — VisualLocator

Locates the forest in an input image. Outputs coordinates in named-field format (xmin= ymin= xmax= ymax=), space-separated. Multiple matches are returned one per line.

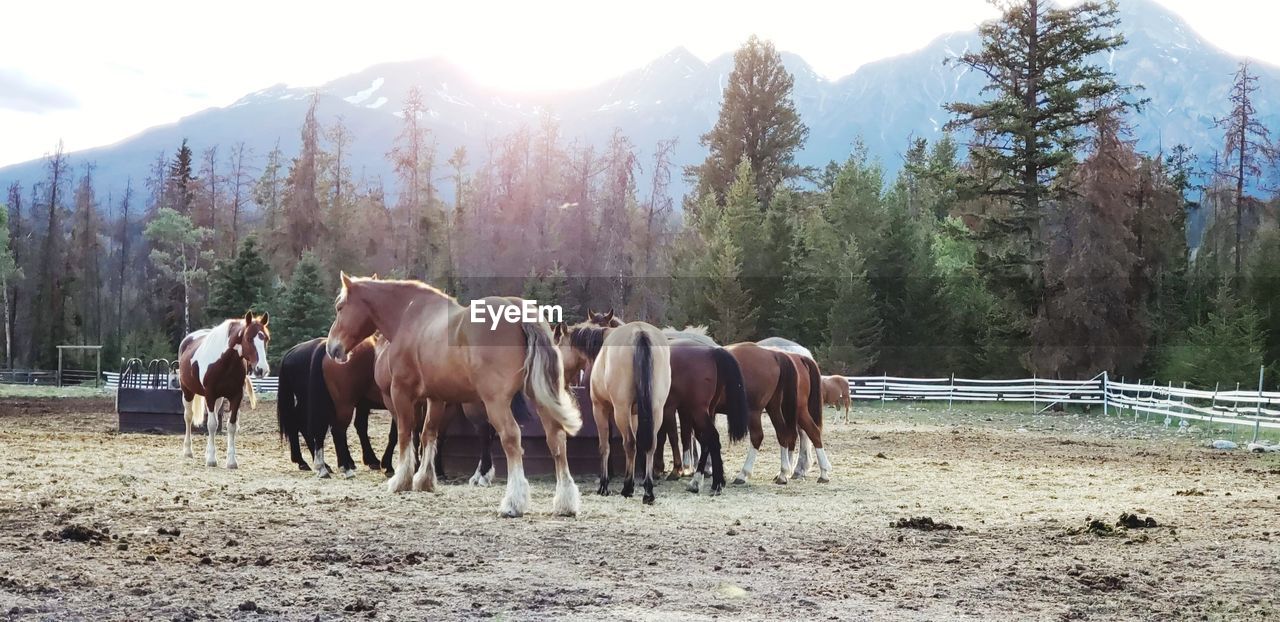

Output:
xmin=2 ymin=0 xmax=1278 ymax=386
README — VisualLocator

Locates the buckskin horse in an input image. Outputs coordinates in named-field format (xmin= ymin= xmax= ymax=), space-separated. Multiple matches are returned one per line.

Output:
xmin=325 ymin=274 xmax=581 ymax=517
xmin=758 ymin=337 xmax=831 ymax=482
xmin=179 ymin=312 xmax=271 ymax=469
xmin=556 ymin=321 xmax=672 ymax=503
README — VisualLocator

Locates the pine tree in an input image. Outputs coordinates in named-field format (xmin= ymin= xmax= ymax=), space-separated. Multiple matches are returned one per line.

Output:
xmin=945 ymin=0 xmax=1139 ymax=320
xmin=275 ymin=251 xmax=334 ymax=359
xmin=281 ymin=95 xmax=323 ymax=262
xmin=1162 ymin=285 xmax=1266 ymax=388
xmin=1247 ymin=229 xmax=1280 ymax=373
xmin=207 ymin=236 xmax=272 ymax=321
xmin=166 ymin=139 xmax=196 ymax=215
xmin=701 ymin=205 xmax=757 ymax=343
xmin=31 ymin=142 xmax=71 ymax=366
xmin=870 ymin=193 xmax=943 ymax=374
xmin=0 ymin=204 xmax=23 ymax=367
xmin=1213 ymin=61 xmax=1278 ymax=281
xmin=688 ymin=35 xmax=809 ymax=207
xmin=823 ymin=235 xmax=882 ymax=374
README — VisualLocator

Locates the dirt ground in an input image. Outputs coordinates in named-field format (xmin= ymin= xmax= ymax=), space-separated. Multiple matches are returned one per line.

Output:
xmin=1 ymin=397 xmax=1278 ymax=621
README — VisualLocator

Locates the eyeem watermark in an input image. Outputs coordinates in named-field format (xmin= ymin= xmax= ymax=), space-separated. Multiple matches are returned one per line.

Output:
xmin=469 ymin=299 xmax=563 ymax=330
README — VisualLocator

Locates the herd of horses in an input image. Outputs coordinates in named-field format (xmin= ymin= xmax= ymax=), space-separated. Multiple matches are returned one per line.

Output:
xmin=174 ymin=274 xmax=854 ymax=517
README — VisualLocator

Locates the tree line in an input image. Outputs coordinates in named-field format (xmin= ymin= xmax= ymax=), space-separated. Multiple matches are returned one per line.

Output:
xmin=2 ymin=0 xmax=1279 ymax=388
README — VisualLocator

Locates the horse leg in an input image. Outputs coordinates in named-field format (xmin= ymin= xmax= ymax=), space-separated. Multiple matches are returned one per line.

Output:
xmin=226 ymin=397 xmax=242 ymax=470
xmin=204 ymin=398 xmax=219 ymax=467
xmin=384 ymin=384 xmax=418 ymax=494
xmin=792 ymin=427 xmax=812 ymax=480
xmin=469 ymin=417 xmax=497 ymax=487
xmin=181 ymin=390 xmax=195 ymax=459
xmin=332 ymin=399 xmax=358 ymax=478
xmin=593 ymin=397 xmax=614 ymax=496
xmin=485 ymin=396 xmax=529 ymax=518
xmin=763 ymin=400 xmax=791 ymax=486
xmin=382 ymin=416 xmax=396 ymax=477
xmin=617 ymin=399 xmax=637 ymax=499
xmin=798 ymin=414 xmax=831 ymax=483
xmin=355 ymin=405 xmax=380 ymax=470
xmin=732 ymin=408 xmax=765 ymax=485
xmin=687 ymin=409 xmax=721 ymax=494
xmin=537 ymin=408 xmax=580 ymax=516
xmin=661 ymin=402 xmax=680 ymax=481
xmin=412 ymin=400 xmax=445 ymax=493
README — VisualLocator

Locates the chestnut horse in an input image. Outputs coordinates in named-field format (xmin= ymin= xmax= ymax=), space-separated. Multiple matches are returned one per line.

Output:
xmin=179 ymin=312 xmax=271 ymax=469
xmin=758 ymin=338 xmax=830 ymax=482
xmin=325 ymin=275 xmax=581 ymax=517
xmin=822 ymin=375 xmax=852 ymax=422
xmin=722 ymin=342 xmax=800 ymax=485
xmin=557 ymin=321 xmax=672 ymax=503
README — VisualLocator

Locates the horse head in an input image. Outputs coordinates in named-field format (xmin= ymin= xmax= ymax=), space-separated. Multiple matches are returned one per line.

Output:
xmin=587 ymin=308 xmax=622 ymax=327
xmin=327 ymin=272 xmax=377 ymax=363
xmin=232 ymin=311 xmax=271 ymax=378
xmin=554 ymin=321 xmax=608 ymax=381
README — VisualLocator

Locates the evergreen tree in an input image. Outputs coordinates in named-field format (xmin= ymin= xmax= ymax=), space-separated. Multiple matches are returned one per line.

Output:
xmin=1162 ymin=285 xmax=1267 ymax=388
xmin=687 ymin=35 xmax=809 ymax=207
xmin=870 ymin=193 xmax=943 ymax=374
xmin=945 ymin=0 xmax=1139 ymax=322
xmin=822 ymin=235 xmax=882 ymax=374
xmin=207 ymin=235 xmax=273 ymax=321
xmin=275 ymin=251 xmax=334 ymax=361
xmin=0 ymin=204 xmax=23 ymax=367
xmin=1247 ymin=229 xmax=1280 ymax=374
xmin=702 ymin=210 xmax=757 ymax=343
xmin=166 ymin=139 xmax=196 ymax=215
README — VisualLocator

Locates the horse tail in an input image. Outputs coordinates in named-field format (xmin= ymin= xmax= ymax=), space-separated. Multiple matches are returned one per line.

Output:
xmin=800 ymin=357 xmax=823 ymax=428
xmin=306 ymin=345 xmax=336 ymax=449
xmin=712 ymin=347 xmax=749 ymax=443
xmin=633 ymin=331 xmax=655 ymax=454
xmin=244 ymin=375 xmax=258 ymax=411
xmin=521 ymin=322 xmax=582 ymax=436
xmin=191 ymin=393 xmax=207 ymax=427
xmin=276 ymin=366 xmax=292 ymax=442
xmin=774 ymin=352 xmax=798 ymax=436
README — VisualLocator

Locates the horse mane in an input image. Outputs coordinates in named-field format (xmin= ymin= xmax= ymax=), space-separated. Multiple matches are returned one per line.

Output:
xmin=662 ymin=325 xmax=720 ymax=348
xmin=568 ymin=323 xmax=608 ymax=361
xmin=758 ymin=336 xmax=814 ymax=360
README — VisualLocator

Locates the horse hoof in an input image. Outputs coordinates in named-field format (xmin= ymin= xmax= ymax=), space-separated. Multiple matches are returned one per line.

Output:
xmin=817 ymin=476 xmax=830 ymax=484
xmin=685 ymin=482 xmax=700 ymax=494
xmin=296 ymin=463 xmax=312 ymax=472
xmin=342 ymin=469 xmax=356 ymax=480
xmin=205 ymin=459 xmax=217 ymax=468
xmin=499 ymin=509 xmax=523 ymax=519
xmin=731 ymin=477 xmax=747 ymax=486
xmin=226 ymin=462 xmax=238 ymax=470
xmin=665 ymin=471 xmax=681 ymax=482
xmin=710 ymin=486 xmax=723 ymax=496
xmin=317 ymin=468 xmax=332 ymax=480
xmin=365 ymin=460 xmax=382 ymax=471
xmin=773 ymin=475 xmax=788 ymax=485
xmin=642 ymin=494 xmax=655 ymax=505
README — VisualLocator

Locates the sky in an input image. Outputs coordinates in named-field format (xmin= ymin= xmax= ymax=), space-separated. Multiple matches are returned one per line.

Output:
xmin=1 ymin=0 xmax=1278 ymax=168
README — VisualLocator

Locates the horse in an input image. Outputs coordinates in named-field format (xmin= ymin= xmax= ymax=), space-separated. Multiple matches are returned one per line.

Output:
xmin=325 ymin=274 xmax=582 ymax=518
xmin=369 ymin=335 xmax=499 ymax=486
xmin=277 ymin=337 xmax=396 ymax=478
xmin=758 ymin=337 xmax=831 ymax=482
xmin=721 ymin=342 xmax=800 ymax=485
xmin=588 ymin=309 xmax=622 ymax=328
xmin=556 ymin=321 xmax=672 ymax=503
xmin=178 ymin=312 xmax=271 ymax=469
xmin=822 ymin=375 xmax=852 ymax=422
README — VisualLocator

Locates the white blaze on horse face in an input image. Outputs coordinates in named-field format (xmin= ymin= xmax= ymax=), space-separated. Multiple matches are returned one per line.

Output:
xmin=253 ymin=333 xmax=269 ymax=376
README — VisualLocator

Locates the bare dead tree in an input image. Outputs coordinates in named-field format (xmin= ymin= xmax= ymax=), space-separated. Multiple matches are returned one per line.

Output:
xmin=1213 ymin=61 xmax=1278 ymax=280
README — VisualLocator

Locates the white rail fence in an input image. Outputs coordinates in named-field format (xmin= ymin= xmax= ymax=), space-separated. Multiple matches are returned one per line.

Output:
xmin=102 ymin=372 xmax=279 ymax=395
xmin=847 ymin=370 xmax=1280 ymax=440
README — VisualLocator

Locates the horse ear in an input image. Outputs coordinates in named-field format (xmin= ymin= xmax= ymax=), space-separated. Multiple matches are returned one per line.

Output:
xmin=340 ymin=271 xmax=352 ymax=288
xmin=243 ymin=311 xmax=253 ymax=324
xmin=553 ymin=322 xmax=565 ymax=340
xmin=587 ymin=308 xmax=595 ymax=318
xmin=604 ymin=310 xmax=614 ymax=323
xmin=370 ymin=273 xmax=379 ymax=280
xmin=259 ymin=312 xmax=269 ymax=326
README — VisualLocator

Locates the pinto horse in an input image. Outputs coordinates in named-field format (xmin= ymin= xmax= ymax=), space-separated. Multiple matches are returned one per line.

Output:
xmin=822 ymin=375 xmax=852 ymax=422
xmin=325 ymin=274 xmax=581 ymax=517
xmin=178 ymin=312 xmax=271 ymax=469
xmin=557 ymin=321 xmax=671 ymax=503
xmin=758 ymin=337 xmax=831 ymax=482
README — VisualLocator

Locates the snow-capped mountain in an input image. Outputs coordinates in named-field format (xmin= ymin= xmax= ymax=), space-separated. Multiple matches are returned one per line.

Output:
xmin=2 ymin=0 xmax=1277 ymax=209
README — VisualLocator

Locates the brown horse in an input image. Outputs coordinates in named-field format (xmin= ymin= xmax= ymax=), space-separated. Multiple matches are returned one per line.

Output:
xmin=179 ymin=312 xmax=271 ymax=469
xmin=557 ymin=321 xmax=671 ymax=503
xmin=772 ymin=350 xmax=829 ymax=483
xmin=822 ymin=375 xmax=852 ymax=422
xmin=326 ymin=275 xmax=581 ymax=517
xmin=723 ymin=342 xmax=800 ymax=485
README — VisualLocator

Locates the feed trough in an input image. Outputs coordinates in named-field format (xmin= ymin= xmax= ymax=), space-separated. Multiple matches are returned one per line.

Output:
xmin=436 ymin=385 xmax=628 ymax=478
xmin=116 ymin=358 xmax=187 ymax=433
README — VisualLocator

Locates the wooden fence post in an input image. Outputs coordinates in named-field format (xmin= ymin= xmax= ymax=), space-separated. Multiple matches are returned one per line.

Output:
xmin=1254 ymin=365 xmax=1264 ymax=443
xmin=1102 ymin=371 xmax=1109 ymax=417
xmin=948 ymin=373 xmax=955 ymax=411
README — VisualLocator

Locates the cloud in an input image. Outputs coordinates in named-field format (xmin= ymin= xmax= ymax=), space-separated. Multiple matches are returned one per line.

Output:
xmin=0 ymin=69 xmax=79 ymax=113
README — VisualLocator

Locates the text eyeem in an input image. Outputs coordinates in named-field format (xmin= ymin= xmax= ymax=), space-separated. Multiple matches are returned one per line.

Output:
xmin=469 ymin=300 xmax=563 ymax=330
